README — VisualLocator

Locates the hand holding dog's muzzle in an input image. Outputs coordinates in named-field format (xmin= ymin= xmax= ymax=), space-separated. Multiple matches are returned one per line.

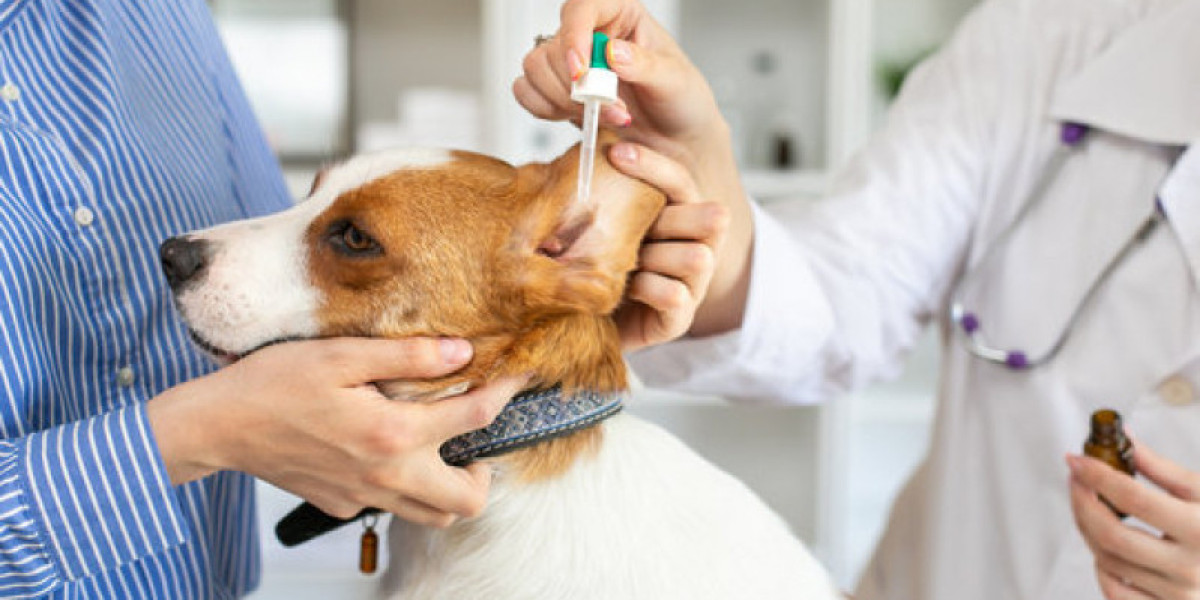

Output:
xmin=147 ymin=337 xmax=521 ymax=529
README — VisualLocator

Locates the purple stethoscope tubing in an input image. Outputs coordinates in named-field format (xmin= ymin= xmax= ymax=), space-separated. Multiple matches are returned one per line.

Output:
xmin=948 ymin=122 xmax=1165 ymax=370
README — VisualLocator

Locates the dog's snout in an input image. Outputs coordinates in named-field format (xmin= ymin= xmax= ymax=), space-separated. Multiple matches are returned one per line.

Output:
xmin=160 ymin=236 xmax=209 ymax=289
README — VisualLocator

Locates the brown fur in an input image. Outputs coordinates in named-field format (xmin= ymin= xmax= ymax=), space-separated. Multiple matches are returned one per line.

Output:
xmin=304 ymin=133 xmax=663 ymax=481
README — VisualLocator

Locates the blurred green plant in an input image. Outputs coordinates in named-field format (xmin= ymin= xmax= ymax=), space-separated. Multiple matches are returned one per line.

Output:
xmin=877 ymin=48 xmax=936 ymax=100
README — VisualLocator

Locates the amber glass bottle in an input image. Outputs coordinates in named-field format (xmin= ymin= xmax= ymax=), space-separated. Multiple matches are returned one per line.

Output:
xmin=1083 ymin=409 xmax=1136 ymax=518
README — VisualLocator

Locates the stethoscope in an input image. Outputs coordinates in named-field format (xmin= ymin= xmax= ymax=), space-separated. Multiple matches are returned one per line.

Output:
xmin=949 ymin=122 xmax=1167 ymax=370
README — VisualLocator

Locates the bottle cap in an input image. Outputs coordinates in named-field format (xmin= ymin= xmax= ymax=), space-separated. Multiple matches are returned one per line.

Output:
xmin=590 ymin=31 xmax=611 ymax=69
xmin=1089 ymin=409 xmax=1123 ymax=439
xmin=572 ymin=31 xmax=618 ymax=104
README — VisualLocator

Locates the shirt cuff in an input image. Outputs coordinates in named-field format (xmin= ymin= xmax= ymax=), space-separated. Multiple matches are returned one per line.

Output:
xmin=16 ymin=403 xmax=189 ymax=583
xmin=629 ymin=200 xmax=836 ymax=404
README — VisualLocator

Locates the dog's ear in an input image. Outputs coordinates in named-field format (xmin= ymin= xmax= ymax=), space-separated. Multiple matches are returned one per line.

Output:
xmin=511 ymin=134 xmax=665 ymax=316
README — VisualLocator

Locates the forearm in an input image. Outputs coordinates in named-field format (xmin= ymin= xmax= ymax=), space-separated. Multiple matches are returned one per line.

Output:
xmin=680 ymin=119 xmax=755 ymax=338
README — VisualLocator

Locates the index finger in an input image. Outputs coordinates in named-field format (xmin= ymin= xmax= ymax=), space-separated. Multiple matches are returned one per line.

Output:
xmin=559 ymin=0 xmax=647 ymax=76
xmin=1072 ymin=454 xmax=1193 ymax=542
xmin=608 ymin=142 xmax=701 ymax=205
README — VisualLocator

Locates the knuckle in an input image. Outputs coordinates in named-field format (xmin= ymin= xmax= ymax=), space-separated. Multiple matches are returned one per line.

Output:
xmin=685 ymin=245 xmax=714 ymax=274
xmin=559 ymin=0 xmax=578 ymax=21
xmin=399 ymin=339 xmax=441 ymax=369
xmin=364 ymin=415 xmax=412 ymax=456
xmin=1096 ymin=525 xmax=1129 ymax=555
xmin=706 ymin=203 xmax=732 ymax=235
xmin=1183 ymin=511 xmax=1200 ymax=542
xmin=657 ymin=283 xmax=689 ymax=310
xmin=467 ymin=400 xmax=500 ymax=431
xmin=1181 ymin=564 xmax=1200 ymax=588
xmin=362 ymin=466 xmax=400 ymax=492
xmin=521 ymin=51 xmax=540 ymax=75
xmin=1188 ymin=473 xmax=1200 ymax=501
xmin=315 ymin=343 xmax=352 ymax=371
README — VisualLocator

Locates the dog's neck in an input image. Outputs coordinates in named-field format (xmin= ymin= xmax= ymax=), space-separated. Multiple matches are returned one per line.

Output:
xmin=496 ymin=312 xmax=628 ymax=393
xmin=382 ymin=311 xmax=626 ymax=398
xmin=448 ymin=312 xmax=629 ymax=482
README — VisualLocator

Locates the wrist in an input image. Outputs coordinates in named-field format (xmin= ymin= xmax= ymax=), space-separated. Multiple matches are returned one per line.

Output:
xmin=146 ymin=376 xmax=228 ymax=485
xmin=686 ymin=118 xmax=754 ymax=337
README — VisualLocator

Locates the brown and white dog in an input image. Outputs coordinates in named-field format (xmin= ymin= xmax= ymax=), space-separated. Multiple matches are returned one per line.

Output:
xmin=161 ymin=135 xmax=840 ymax=599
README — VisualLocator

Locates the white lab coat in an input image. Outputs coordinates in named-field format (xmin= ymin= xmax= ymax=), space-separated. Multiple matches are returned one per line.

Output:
xmin=628 ymin=0 xmax=1200 ymax=598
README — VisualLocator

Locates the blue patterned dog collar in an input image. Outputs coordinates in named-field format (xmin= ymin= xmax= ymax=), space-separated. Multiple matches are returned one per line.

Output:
xmin=275 ymin=385 xmax=626 ymax=547
xmin=441 ymin=385 xmax=626 ymax=466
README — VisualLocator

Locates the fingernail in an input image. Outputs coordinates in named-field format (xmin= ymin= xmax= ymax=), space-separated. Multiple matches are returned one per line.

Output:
xmin=602 ymin=104 xmax=632 ymax=128
xmin=607 ymin=39 xmax=632 ymax=67
xmin=440 ymin=339 xmax=472 ymax=364
xmin=612 ymin=143 xmax=638 ymax=165
xmin=568 ymin=49 xmax=586 ymax=81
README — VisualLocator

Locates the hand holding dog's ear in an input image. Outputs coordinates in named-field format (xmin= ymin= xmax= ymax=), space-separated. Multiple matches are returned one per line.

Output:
xmin=516 ymin=0 xmax=757 ymax=340
xmin=607 ymin=142 xmax=729 ymax=350
xmin=147 ymin=338 xmax=523 ymax=528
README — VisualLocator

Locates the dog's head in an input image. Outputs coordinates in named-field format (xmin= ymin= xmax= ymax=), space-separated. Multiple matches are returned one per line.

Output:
xmin=162 ymin=134 xmax=663 ymax=395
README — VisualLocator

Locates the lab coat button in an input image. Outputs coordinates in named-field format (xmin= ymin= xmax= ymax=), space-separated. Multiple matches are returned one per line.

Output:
xmin=73 ymin=207 xmax=94 ymax=226
xmin=116 ymin=367 xmax=135 ymax=387
xmin=1 ymin=84 xmax=19 ymax=102
xmin=1158 ymin=375 xmax=1194 ymax=407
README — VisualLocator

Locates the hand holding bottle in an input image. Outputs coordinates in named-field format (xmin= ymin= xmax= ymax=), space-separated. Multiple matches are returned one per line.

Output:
xmin=1068 ymin=439 xmax=1200 ymax=599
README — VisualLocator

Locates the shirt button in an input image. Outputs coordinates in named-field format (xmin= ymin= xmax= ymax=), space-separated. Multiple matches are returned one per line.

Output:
xmin=116 ymin=367 xmax=135 ymax=387
xmin=0 ymin=83 xmax=19 ymax=102
xmin=1158 ymin=375 xmax=1194 ymax=407
xmin=73 ymin=207 xmax=94 ymax=226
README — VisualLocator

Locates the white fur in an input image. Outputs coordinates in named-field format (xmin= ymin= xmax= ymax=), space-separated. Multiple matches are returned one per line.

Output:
xmin=173 ymin=148 xmax=454 ymax=354
xmin=381 ymin=414 xmax=841 ymax=600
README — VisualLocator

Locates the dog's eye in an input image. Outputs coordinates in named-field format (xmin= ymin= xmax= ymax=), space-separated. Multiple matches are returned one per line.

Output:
xmin=328 ymin=221 xmax=382 ymax=256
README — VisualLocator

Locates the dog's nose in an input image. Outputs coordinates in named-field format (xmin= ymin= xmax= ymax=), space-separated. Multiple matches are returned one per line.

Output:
xmin=160 ymin=236 xmax=209 ymax=289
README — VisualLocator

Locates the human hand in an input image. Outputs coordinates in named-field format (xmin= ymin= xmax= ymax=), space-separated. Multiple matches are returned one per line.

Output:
xmin=149 ymin=337 xmax=526 ymax=528
xmin=518 ymin=0 xmax=756 ymax=338
xmin=608 ymin=142 xmax=728 ymax=351
xmin=516 ymin=0 xmax=739 ymax=187
xmin=1068 ymin=442 xmax=1200 ymax=599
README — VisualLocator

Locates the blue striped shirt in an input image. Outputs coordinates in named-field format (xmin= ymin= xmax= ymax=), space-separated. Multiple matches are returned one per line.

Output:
xmin=0 ymin=0 xmax=290 ymax=597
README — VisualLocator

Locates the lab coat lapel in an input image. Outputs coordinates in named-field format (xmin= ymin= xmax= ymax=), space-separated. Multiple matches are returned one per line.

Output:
xmin=1157 ymin=143 xmax=1200 ymax=289
xmin=962 ymin=136 xmax=1170 ymax=360
xmin=1049 ymin=0 xmax=1200 ymax=146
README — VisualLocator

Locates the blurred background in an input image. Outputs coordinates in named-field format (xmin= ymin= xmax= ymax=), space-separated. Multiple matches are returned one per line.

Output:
xmin=205 ymin=0 xmax=979 ymax=596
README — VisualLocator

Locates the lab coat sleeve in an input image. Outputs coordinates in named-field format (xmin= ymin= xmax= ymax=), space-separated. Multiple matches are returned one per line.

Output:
xmin=0 ymin=404 xmax=188 ymax=594
xmin=630 ymin=0 xmax=1015 ymax=404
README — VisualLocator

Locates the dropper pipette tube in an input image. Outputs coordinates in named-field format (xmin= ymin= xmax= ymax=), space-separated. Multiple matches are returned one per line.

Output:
xmin=571 ymin=31 xmax=618 ymax=210
xmin=576 ymin=99 xmax=602 ymax=210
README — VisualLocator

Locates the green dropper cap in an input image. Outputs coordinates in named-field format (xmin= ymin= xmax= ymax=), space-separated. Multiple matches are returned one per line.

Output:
xmin=590 ymin=31 xmax=611 ymax=69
